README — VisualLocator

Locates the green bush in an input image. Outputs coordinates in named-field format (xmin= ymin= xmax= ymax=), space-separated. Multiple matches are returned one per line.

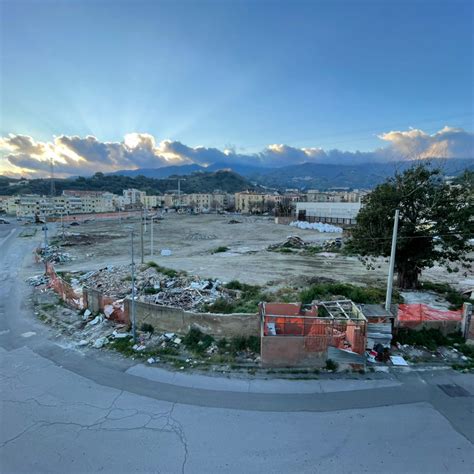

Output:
xmin=229 ymin=335 xmax=261 ymax=354
xmin=143 ymin=287 xmax=159 ymax=294
xmin=420 ymin=281 xmax=471 ymax=310
xmin=212 ymin=246 xmax=230 ymax=254
xmin=299 ymin=282 xmax=402 ymax=305
xmin=183 ymin=327 xmax=215 ymax=354
xmin=140 ymin=323 xmax=154 ymax=334
xmin=146 ymin=261 xmax=180 ymax=278
xmin=325 ymin=359 xmax=339 ymax=371
xmin=394 ymin=328 xmax=466 ymax=351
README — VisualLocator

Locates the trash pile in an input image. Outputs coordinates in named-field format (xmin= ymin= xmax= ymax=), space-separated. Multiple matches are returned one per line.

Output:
xmin=37 ymin=246 xmax=73 ymax=263
xmin=150 ymin=278 xmax=224 ymax=310
xmin=289 ymin=221 xmax=343 ymax=233
xmin=81 ymin=264 xmax=228 ymax=310
xmin=27 ymin=274 xmax=50 ymax=286
xmin=268 ymin=235 xmax=307 ymax=251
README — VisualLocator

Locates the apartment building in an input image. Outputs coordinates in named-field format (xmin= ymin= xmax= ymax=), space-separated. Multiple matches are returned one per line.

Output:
xmin=234 ymin=191 xmax=266 ymax=213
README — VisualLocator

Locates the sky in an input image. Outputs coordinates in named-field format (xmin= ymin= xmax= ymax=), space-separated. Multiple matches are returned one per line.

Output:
xmin=0 ymin=0 xmax=473 ymax=177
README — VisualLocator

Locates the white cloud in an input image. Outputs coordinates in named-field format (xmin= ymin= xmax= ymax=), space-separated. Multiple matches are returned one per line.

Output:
xmin=1 ymin=127 xmax=472 ymax=177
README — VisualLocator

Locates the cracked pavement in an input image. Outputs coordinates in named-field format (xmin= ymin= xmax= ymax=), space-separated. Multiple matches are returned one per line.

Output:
xmin=1 ymin=222 xmax=473 ymax=473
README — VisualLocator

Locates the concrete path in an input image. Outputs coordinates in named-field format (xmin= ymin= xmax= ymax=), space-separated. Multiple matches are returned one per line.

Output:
xmin=1 ymin=222 xmax=473 ymax=473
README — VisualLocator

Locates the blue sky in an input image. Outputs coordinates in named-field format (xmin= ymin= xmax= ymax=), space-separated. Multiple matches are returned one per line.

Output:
xmin=0 ymin=0 xmax=473 ymax=176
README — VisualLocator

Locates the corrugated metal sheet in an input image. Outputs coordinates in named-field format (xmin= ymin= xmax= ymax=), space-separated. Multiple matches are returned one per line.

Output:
xmin=328 ymin=346 xmax=365 ymax=365
xmin=367 ymin=322 xmax=392 ymax=348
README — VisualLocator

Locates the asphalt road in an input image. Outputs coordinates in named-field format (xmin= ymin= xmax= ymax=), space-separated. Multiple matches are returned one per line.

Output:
xmin=0 ymin=222 xmax=473 ymax=473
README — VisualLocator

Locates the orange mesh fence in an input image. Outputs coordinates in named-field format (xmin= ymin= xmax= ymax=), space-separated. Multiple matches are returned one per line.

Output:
xmin=397 ymin=304 xmax=462 ymax=325
xmin=45 ymin=262 xmax=82 ymax=309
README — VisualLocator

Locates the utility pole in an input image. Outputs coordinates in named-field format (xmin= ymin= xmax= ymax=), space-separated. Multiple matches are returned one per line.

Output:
xmin=150 ymin=216 xmax=154 ymax=257
xmin=177 ymin=179 xmax=181 ymax=211
xmin=50 ymin=158 xmax=55 ymax=197
xmin=130 ymin=230 xmax=137 ymax=342
xmin=385 ymin=209 xmax=400 ymax=312
xmin=140 ymin=208 xmax=144 ymax=264
xmin=43 ymin=222 xmax=48 ymax=249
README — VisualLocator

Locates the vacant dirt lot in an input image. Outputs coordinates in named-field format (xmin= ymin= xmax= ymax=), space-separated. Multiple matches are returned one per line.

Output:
xmin=54 ymin=213 xmax=471 ymax=289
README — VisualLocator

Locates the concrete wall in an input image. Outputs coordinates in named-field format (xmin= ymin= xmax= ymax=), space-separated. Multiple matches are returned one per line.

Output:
xmin=126 ymin=299 xmax=259 ymax=338
xmin=261 ymin=336 xmax=328 ymax=368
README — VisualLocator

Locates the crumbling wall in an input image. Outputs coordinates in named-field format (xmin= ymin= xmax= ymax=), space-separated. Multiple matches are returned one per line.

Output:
xmin=83 ymin=287 xmax=128 ymax=323
xmin=126 ymin=299 xmax=259 ymax=338
xmin=261 ymin=336 xmax=327 ymax=367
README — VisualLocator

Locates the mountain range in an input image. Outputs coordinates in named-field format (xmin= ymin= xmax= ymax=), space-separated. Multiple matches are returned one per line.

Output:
xmin=111 ymin=158 xmax=473 ymax=190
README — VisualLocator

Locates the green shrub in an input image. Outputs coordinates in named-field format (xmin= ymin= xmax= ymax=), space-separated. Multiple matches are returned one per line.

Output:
xmin=394 ymin=328 xmax=451 ymax=351
xmin=420 ymin=281 xmax=471 ymax=310
xmin=146 ymin=261 xmax=180 ymax=278
xmin=183 ymin=327 xmax=215 ymax=354
xmin=229 ymin=335 xmax=261 ymax=354
xmin=325 ymin=359 xmax=339 ymax=371
xmin=140 ymin=323 xmax=154 ymax=334
xmin=212 ymin=246 xmax=230 ymax=254
xmin=143 ymin=287 xmax=159 ymax=294
xmin=299 ymin=282 xmax=402 ymax=305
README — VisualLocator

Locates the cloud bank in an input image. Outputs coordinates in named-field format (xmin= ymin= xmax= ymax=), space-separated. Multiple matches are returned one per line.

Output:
xmin=0 ymin=126 xmax=472 ymax=177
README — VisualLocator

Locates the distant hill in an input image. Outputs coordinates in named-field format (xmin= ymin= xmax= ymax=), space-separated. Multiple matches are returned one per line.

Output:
xmin=109 ymin=158 xmax=473 ymax=190
xmin=0 ymin=170 xmax=258 ymax=196
xmin=110 ymin=164 xmax=205 ymax=178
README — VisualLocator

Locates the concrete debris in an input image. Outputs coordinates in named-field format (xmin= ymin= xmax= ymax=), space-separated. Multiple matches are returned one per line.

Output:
xmin=37 ymin=246 xmax=73 ymax=263
xmin=93 ymin=337 xmax=108 ymax=348
xmin=289 ymin=221 xmax=343 ymax=233
xmin=173 ymin=337 xmax=182 ymax=345
xmin=268 ymin=235 xmax=307 ymax=250
xmin=147 ymin=357 xmax=156 ymax=364
xmin=87 ymin=315 xmax=103 ymax=326
xmin=112 ymin=330 xmax=130 ymax=339
xmin=83 ymin=309 xmax=92 ymax=318
xmin=77 ymin=340 xmax=89 ymax=346
xmin=27 ymin=275 xmax=49 ymax=286
xmin=132 ymin=344 xmax=147 ymax=352
xmin=160 ymin=249 xmax=172 ymax=256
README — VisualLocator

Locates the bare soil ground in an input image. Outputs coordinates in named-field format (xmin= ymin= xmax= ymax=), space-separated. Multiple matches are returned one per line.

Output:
xmin=54 ymin=213 xmax=472 ymax=290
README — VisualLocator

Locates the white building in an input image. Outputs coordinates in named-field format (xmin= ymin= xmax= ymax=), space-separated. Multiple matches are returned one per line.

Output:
xmin=295 ymin=201 xmax=362 ymax=225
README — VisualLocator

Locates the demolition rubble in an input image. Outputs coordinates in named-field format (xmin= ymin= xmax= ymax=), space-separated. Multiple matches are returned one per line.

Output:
xmin=80 ymin=264 xmax=229 ymax=310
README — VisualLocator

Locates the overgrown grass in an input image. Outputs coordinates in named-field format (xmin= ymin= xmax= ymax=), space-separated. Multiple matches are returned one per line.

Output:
xmin=140 ymin=323 xmax=154 ymax=334
xmin=420 ymin=281 xmax=472 ymax=310
xmin=394 ymin=328 xmax=465 ymax=351
xmin=183 ymin=327 xmax=215 ymax=354
xmin=299 ymin=282 xmax=402 ymax=305
xmin=143 ymin=287 xmax=159 ymax=294
xmin=211 ymin=246 xmax=230 ymax=254
xmin=110 ymin=337 xmax=135 ymax=356
xmin=146 ymin=261 xmax=180 ymax=278
xmin=205 ymin=281 xmax=264 ymax=313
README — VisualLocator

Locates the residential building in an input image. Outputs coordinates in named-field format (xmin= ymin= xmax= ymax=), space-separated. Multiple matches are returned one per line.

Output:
xmin=235 ymin=191 xmax=266 ymax=213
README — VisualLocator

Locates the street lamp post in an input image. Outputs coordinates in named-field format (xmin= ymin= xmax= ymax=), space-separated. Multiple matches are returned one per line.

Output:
xmin=150 ymin=216 xmax=154 ymax=257
xmin=129 ymin=229 xmax=137 ymax=342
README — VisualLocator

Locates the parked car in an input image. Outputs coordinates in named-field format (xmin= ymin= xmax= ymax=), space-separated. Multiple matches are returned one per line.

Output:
xmin=70 ymin=221 xmax=80 ymax=226
xmin=0 ymin=218 xmax=10 ymax=224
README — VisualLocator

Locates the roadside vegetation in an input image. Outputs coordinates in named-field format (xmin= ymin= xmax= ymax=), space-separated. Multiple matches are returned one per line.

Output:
xmin=420 ymin=281 xmax=473 ymax=310
xmin=146 ymin=261 xmax=181 ymax=278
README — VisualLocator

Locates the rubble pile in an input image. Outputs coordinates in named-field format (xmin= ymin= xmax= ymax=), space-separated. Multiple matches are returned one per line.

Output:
xmin=289 ymin=221 xmax=343 ymax=233
xmin=268 ymin=235 xmax=307 ymax=251
xmin=60 ymin=232 xmax=112 ymax=247
xmin=82 ymin=264 xmax=228 ymax=310
xmin=37 ymin=246 xmax=73 ymax=263
xmin=185 ymin=232 xmax=217 ymax=240
xmin=151 ymin=278 xmax=225 ymax=310
xmin=27 ymin=274 xmax=50 ymax=286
